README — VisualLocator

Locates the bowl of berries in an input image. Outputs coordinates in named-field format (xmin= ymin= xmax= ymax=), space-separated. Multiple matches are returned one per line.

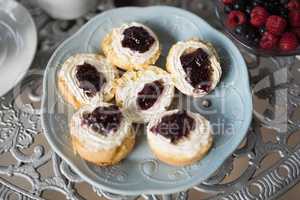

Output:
xmin=216 ymin=0 xmax=300 ymax=56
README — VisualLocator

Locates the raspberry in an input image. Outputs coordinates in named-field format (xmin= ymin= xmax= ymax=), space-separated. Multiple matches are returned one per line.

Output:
xmin=289 ymin=11 xmax=300 ymax=27
xmin=223 ymin=0 xmax=235 ymax=5
xmin=259 ymin=32 xmax=279 ymax=49
xmin=288 ymin=0 xmax=300 ymax=11
xmin=279 ymin=32 xmax=299 ymax=51
xmin=266 ymin=15 xmax=287 ymax=35
xmin=250 ymin=6 xmax=269 ymax=27
xmin=227 ymin=11 xmax=246 ymax=29
xmin=292 ymin=27 xmax=300 ymax=38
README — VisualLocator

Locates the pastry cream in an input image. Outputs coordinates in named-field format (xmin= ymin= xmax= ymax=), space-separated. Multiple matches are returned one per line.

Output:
xmin=111 ymin=22 xmax=160 ymax=65
xmin=116 ymin=67 xmax=174 ymax=123
xmin=70 ymin=103 xmax=132 ymax=151
xmin=147 ymin=109 xmax=212 ymax=158
xmin=167 ymin=39 xmax=222 ymax=97
xmin=58 ymin=54 xmax=117 ymax=105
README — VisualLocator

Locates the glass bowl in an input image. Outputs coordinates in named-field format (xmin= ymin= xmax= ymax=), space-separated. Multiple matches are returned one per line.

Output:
xmin=214 ymin=0 xmax=300 ymax=57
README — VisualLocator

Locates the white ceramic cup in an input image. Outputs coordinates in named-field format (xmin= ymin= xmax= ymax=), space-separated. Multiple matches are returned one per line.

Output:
xmin=34 ymin=0 xmax=100 ymax=20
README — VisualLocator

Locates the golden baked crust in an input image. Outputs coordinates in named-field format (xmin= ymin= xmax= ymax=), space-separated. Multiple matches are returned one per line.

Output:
xmin=58 ymin=76 xmax=82 ymax=109
xmin=148 ymin=134 xmax=213 ymax=166
xmin=101 ymin=32 xmax=161 ymax=70
xmin=166 ymin=44 xmax=178 ymax=79
xmin=70 ymin=126 xmax=135 ymax=166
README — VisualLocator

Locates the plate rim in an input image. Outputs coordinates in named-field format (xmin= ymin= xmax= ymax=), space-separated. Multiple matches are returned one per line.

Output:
xmin=0 ymin=0 xmax=37 ymax=96
xmin=41 ymin=5 xmax=253 ymax=195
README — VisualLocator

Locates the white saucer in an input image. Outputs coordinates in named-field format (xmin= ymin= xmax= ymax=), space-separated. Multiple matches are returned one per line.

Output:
xmin=0 ymin=0 xmax=37 ymax=96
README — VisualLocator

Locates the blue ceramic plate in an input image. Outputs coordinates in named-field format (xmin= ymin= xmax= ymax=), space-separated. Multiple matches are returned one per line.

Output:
xmin=42 ymin=6 xmax=252 ymax=195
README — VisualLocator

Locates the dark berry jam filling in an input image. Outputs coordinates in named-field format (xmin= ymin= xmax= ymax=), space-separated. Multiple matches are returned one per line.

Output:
xmin=75 ymin=63 xmax=106 ymax=97
xmin=121 ymin=26 xmax=155 ymax=53
xmin=137 ymin=80 xmax=164 ymax=110
xmin=81 ymin=105 xmax=123 ymax=135
xmin=150 ymin=110 xmax=195 ymax=143
xmin=180 ymin=48 xmax=213 ymax=92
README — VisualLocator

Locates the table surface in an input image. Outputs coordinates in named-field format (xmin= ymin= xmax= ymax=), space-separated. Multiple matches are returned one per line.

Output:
xmin=1 ymin=0 xmax=300 ymax=200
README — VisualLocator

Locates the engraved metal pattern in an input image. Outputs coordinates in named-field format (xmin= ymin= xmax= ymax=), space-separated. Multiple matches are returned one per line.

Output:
xmin=0 ymin=0 xmax=299 ymax=199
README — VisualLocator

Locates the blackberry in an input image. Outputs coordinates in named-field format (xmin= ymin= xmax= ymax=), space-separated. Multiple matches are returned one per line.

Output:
xmin=234 ymin=24 xmax=250 ymax=35
xmin=235 ymin=24 xmax=260 ymax=46
xmin=264 ymin=1 xmax=281 ymax=14
xmin=245 ymin=5 xmax=253 ymax=16
xmin=224 ymin=4 xmax=233 ymax=14
xmin=279 ymin=8 xmax=289 ymax=19
xmin=246 ymin=31 xmax=261 ymax=46
xmin=259 ymin=26 xmax=266 ymax=35
xmin=252 ymin=0 xmax=264 ymax=7
xmin=232 ymin=0 xmax=247 ymax=11
xmin=280 ymin=0 xmax=289 ymax=5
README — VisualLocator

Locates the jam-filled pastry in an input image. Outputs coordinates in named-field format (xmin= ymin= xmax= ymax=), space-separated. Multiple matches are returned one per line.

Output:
xmin=69 ymin=102 xmax=135 ymax=166
xmin=115 ymin=66 xmax=174 ymax=123
xmin=147 ymin=109 xmax=213 ymax=166
xmin=102 ymin=22 xmax=161 ymax=70
xmin=58 ymin=54 xmax=117 ymax=109
xmin=166 ymin=39 xmax=222 ymax=98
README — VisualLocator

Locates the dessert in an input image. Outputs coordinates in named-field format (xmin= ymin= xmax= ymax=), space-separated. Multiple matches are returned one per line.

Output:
xmin=57 ymin=54 xmax=117 ymax=109
xmin=115 ymin=66 xmax=174 ymax=123
xmin=223 ymin=0 xmax=300 ymax=52
xmin=147 ymin=109 xmax=213 ymax=166
xmin=69 ymin=102 xmax=135 ymax=166
xmin=102 ymin=22 xmax=161 ymax=70
xmin=166 ymin=39 xmax=222 ymax=98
